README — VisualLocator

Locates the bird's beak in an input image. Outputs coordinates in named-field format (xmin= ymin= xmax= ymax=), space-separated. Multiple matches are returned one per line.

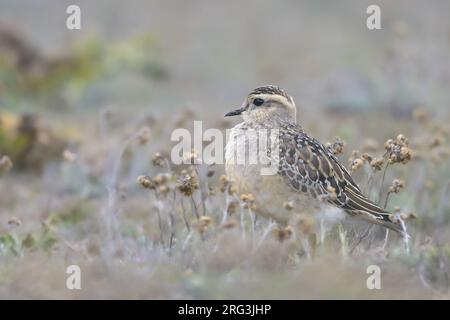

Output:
xmin=225 ymin=107 xmax=245 ymax=117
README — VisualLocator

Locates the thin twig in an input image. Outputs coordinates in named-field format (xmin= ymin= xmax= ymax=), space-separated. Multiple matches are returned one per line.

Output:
xmin=190 ymin=195 xmax=200 ymax=220
xmin=383 ymin=191 xmax=392 ymax=209
xmin=377 ymin=162 xmax=390 ymax=205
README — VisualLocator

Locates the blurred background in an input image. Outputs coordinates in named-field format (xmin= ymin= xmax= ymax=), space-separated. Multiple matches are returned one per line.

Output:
xmin=0 ymin=0 xmax=449 ymax=299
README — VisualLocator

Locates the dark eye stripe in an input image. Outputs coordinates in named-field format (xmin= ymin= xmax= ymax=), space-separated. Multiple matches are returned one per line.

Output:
xmin=253 ymin=98 xmax=264 ymax=106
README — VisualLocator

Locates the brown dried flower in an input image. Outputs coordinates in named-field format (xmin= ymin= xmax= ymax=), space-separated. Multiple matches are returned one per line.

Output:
xmin=326 ymin=136 xmax=346 ymax=156
xmin=137 ymin=175 xmax=156 ymax=189
xmin=273 ymin=226 xmax=294 ymax=242
xmin=154 ymin=173 xmax=171 ymax=186
xmin=219 ymin=174 xmax=237 ymax=195
xmin=194 ymin=216 xmax=213 ymax=233
xmin=350 ymin=158 xmax=364 ymax=172
xmin=226 ymin=199 xmax=239 ymax=215
xmin=369 ymin=157 xmax=384 ymax=171
xmin=176 ymin=170 xmax=199 ymax=196
xmin=389 ymin=179 xmax=405 ymax=194
xmin=384 ymin=134 xmax=413 ymax=164
xmin=151 ymin=152 xmax=166 ymax=167
xmin=240 ymin=193 xmax=256 ymax=210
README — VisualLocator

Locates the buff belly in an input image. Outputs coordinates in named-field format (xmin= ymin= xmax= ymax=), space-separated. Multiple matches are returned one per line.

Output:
xmin=225 ymin=162 xmax=321 ymax=223
xmin=225 ymin=127 xmax=322 ymax=224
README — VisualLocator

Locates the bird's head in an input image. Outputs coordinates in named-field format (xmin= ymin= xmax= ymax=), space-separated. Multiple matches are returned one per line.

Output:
xmin=225 ymin=85 xmax=296 ymax=125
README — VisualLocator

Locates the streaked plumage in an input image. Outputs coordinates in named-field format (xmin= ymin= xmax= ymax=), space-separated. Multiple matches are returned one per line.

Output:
xmin=225 ymin=85 xmax=408 ymax=238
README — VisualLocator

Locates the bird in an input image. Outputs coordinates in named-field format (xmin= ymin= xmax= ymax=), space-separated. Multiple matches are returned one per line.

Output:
xmin=224 ymin=85 xmax=408 ymax=238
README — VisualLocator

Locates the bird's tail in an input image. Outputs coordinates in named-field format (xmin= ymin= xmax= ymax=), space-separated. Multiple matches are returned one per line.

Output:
xmin=343 ymin=188 xmax=410 ymax=239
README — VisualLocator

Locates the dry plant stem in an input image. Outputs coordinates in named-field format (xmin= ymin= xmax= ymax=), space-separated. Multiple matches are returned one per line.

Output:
xmin=156 ymin=209 xmax=164 ymax=247
xmin=190 ymin=195 xmax=200 ymax=220
xmin=349 ymin=224 xmax=374 ymax=254
xmin=180 ymin=197 xmax=191 ymax=232
xmin=338 ymin=225 xmax=348 ymax=258
xmin=168 ymin=212 xmax=175 ymax=253
xmin=164 ymin=159 xmax=172 ymax=173
xmin=182 ymin=231 xmax=193 ymax=251
xmin=363 ymin=171 xmax=373 ymax=194
xmin=378 ymin=162 xmax=390 ymax=205
xmin=256 ymin=221 xmax=276 ymax=249
xmin=318 ymin=218 xmax=327 ymax=244
xmin=300 ymin=236 xmax=312 ymax=261
xmin=193 ymin=166 xmax=206 ymax=216
xmin=248 ymin=208 xmax=255 ymax=246
xmin=382 ymin=229 xmax=389 ymax=250
xmin=104 ymin=129 xmax=143 ymax=257
xmin=383 ymin=191 xmax=392 ymax=209
xmin=240 ymin=206 xmax=246 ymax=241
xmin=221 ymin=193 xmax=233 ymax=223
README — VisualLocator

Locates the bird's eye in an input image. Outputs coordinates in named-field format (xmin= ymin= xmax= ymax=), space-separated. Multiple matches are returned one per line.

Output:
xmin=253 ymin=98 xmax=264 ymax=106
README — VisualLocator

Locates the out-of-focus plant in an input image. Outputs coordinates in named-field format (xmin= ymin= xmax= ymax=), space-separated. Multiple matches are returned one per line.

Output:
xmin=0 ymin=27 xmax=168 ymax=106
xmin=0 ymin=111 xmax=65 ymax=169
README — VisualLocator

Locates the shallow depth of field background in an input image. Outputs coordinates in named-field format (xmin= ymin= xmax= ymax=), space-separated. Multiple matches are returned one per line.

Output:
xmin=0 ymin=0 xmax=449 ymax=299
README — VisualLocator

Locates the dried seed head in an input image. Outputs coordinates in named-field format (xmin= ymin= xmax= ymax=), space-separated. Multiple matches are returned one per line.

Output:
xmin=151 ymin=152 xmax=166 ymax=167
xmin=219 ymin=174 xmax=229 ymax=188
xmin=226 ymin=199 xmax=239 ymax=215
xmin=195 ymin=216 xmax=213 ymax=233
xmin=326 ymin=136 xmax=346 ymax=156
xmin=0 ymin=155 xmax=13 ymax=172
xmin=240 ymin=193 xmax=256 ymax=203
xmin=350 ymin=158 xmax=364 ymax=172
xmin=240 ymin=193 xmax=256 ymax=209
xmin=369 ymin=157 xmax=384 ymax=171
xmin=361 ymin=153 xmax=373 ymax=163
xmin=137 ymin=175 xmax=156 ymax=189
xmin=273 ymin=226 xmax=294 ymax=242
xmin=397 ymin=134 xmax=408 ymax=145
xmin=176 ymin=170 xmax=199 ymax=196
xmin=385 ymin=134 xmax=413 ymax=164
xmin=199 ymin=216 xmax=212 ymax=227
xmin=400 ymin=212 xmax=417 ymax=220
xmin=158 ymin=185 xmax=171 ymax=195
xmin=219 ymin=174 xmax=237 ymax=195
xmin=154 ymin=173 xmax=171 ymax=186
xmin=389 ymin=178 xmax=405 ymax=193
xmin=207 ymin=169 xmax=215 ymax=177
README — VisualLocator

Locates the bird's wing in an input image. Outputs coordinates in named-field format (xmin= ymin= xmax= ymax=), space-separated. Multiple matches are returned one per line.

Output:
xmin=277 ymin=123 xmax=408 ymax=236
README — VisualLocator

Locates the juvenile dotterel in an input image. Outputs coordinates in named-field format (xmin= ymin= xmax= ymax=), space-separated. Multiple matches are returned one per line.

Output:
xmin=224 ymin=85 xmax=408 ymax=237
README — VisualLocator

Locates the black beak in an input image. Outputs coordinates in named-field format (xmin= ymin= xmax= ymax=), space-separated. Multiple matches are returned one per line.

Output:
xmin=225 ymin=108 xmax=244 ymax=117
